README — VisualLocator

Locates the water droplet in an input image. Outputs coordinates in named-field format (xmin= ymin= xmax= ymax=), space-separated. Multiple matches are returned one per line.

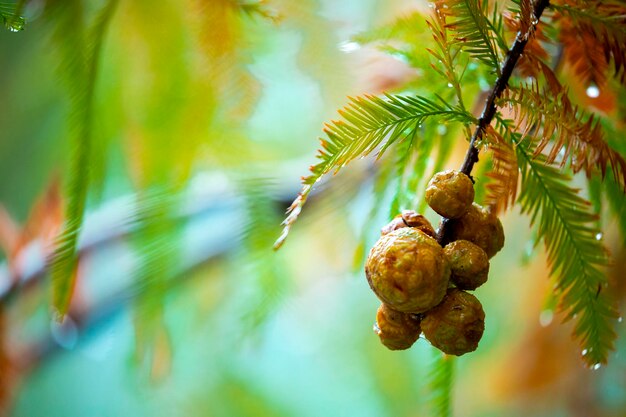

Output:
xmin=373 ymin=323 xmax=381 ymax=335
xmin=539 ymin=310 xmax=554 ymax=327
xmin=592 ymin=363 xmax=601 ymax=371
xmin=50 ymin=316 xmax=79 ymax=350
xmin=437 ymin=124 xmax=448 ymax=135
xmin=338 ymin=40 xmax=360 ymax=53
xmin=582 ymin=349 xmax=588 ymax=356
xmin=618 ymin=317 xmax=623 ymax=323
xmin=3 ymin=16 xmax=25 ymax=32
xmin=586 ymin=84 xmax=600 ymax=98
xmin=595 ymin=232 xmax=603 ymax=241
xmin=447 ymin=82 xmax=453 ymax=88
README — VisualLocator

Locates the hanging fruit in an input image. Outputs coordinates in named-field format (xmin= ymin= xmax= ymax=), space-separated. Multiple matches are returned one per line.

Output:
xmin=367 ymin=169 xmax=505 ymax=356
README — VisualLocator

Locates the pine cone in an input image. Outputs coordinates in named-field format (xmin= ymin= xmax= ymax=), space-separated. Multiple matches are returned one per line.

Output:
xmin=401 ymin=210 xmax=436 ymax=238
xmin=365 ymin=228 xmax=450 ymax=313
xmin=381 ymin=215 xmax=407 ymax=236
xmin=425 ymin=170 xmax=475 ymax=219
xmin=374 ymin=303 xmax=421 ymax=350
xmin=381 ymin=210 xmax=436 ymax=238
xmin=443 ymin=240 xmax=489 ymax=290
xmin=447 ymin=203 xmax=505 ymax=258
xmin=421 ymin=288 xmax=485 ymax=356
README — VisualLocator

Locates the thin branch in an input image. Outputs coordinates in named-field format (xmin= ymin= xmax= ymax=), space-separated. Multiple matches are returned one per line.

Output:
xmin=437 ymin=0 xmax=551 ymax=245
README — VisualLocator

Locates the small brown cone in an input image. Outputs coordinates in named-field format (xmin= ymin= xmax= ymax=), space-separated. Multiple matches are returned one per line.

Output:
xmin=443 ymin=240 xmax=490 ymax=290
xmin=374 ymin=303 xmax=421 ymax=350
xmin=425 ymin=170 xmax=475 ymax=219
xmin=421 ymin=288 xmax=485 ymax=356
xmin=365 ymin=228 xmax=450 ymax=313
xmin=447 ymin=203 xmax=505 ymax=258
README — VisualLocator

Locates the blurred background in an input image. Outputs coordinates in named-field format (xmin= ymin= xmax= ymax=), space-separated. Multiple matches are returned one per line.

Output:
xmin=0 ymin=0 xmax=625 ymax=416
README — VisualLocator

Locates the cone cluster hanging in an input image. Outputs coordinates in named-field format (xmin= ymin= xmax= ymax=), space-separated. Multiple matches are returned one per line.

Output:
xmin=366 ymin=170 xmax=505 ymax=355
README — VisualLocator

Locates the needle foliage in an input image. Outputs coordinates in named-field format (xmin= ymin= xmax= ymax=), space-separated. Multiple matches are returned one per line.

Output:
xmin=278 ymin=0 xmax=626 ymax=412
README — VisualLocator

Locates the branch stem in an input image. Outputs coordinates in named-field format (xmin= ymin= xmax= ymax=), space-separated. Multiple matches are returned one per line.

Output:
xmin=437 ymin=0 xmax=550 ymax=245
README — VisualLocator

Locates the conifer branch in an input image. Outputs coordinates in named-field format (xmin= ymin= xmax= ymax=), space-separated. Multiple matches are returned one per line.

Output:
xmin=275 ymin=95 xmax=474 ymax=249
xmin=483 ymin=126 xmax=519 ymax=214
xmin=552 ymin=0 xmax=626 ymax=86
xmin=441 ymin=0 xmax=504 ymax=71
xmin=500 ymin=82 xmax=626 ymax=188
xmin=429 ymin=352 xmax=454 ymax=417
xmin=48 ymin=0 xmax=119 ymax=318
xmin=496 ymin=118 xmax=618 ymax=367
xmin=437 ymin=0 xmax=550 ymax=245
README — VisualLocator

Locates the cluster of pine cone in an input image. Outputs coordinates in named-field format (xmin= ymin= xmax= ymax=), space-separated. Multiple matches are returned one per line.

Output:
xmin=366 ymin=170 xmax=504 ymax=355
